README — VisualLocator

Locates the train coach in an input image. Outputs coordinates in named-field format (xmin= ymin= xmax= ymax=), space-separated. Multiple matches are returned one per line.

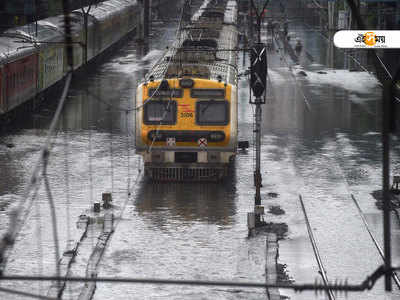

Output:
xmin=0 ymin=0 xmax=140 ymax=118
xmin=135 ymin=0 xmax=239 ymax=181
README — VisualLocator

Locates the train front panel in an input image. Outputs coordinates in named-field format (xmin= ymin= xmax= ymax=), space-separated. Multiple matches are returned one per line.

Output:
xmin=135 ymin=77 xmax=237 ymax=180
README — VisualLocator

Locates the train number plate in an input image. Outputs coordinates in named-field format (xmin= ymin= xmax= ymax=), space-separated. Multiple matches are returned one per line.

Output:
xmin=180 ymin=112 xmax=193 ymax=118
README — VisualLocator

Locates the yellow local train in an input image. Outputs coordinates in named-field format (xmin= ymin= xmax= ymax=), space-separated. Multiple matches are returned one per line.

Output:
xmin=135 ymin=0 xmax=239 ymax=181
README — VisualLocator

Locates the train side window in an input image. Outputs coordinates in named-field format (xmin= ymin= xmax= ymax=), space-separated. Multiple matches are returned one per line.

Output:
xmin=196 ymin=100 xmax=229 ymax=125
xmin=143 ymin=100 xmax=177 ymax=125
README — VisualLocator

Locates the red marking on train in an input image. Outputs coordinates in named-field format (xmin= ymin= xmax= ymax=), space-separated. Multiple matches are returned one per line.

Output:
xmin=179 ymin=104 xmax=193 ymax=113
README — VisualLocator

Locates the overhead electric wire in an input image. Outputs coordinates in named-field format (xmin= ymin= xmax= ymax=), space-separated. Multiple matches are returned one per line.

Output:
xmin=0 ymin=0 xmax=75 ymax=283
xmin=34 ymin=183 xmax=44 ymax=295
xmin=0 ymin=72 xmax=72 ymax=275
xmin=343 ymin=0 xmax=400 ymax=291
xmin=42 ymin=150 xmax=61 ymax=287
xmin=132 ymin=2 xmax=189 ymax=112
xmin=300 ymin=22 xmax=371 ymax=74
xmin=64 ymin=130 xmax=72 ymax=251
xmin=147 ymin=86 xmax=177 ymax=153
xmin=0 ymin=286 xmax=56 ymax=300
xmin=3 ymin=270 xmax=400 ymax=292
xmin=300 ymin=21 xmax=400 ymax=104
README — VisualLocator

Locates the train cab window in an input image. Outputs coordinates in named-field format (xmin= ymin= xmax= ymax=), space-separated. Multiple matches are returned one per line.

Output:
xmin=148 ymin=88 xmax=182 ymax=98
xmin=196 ymin=100 xmax=229 ymax=125
xmin=191 ymin=89 xmax=225 ymax=99
xmin=144 ymin=100 xmax=177 ymax=125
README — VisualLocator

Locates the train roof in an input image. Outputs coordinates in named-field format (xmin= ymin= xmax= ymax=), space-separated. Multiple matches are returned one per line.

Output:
xmin=0 ymin=0 xmax=139 ymax=64
xmin=145 ymin=0 xmax=238 ymax=86
xmin=44 ymin=13 xmax=86 ymax=37
xmin=82 ymin=0 xmax=137 ymax=20
xmin=3 ymin=22 xmax=64 ymax=47
xmin=0 ymin=35 xmax=36 ymax=63
xmin=146 ymin=24 xmax=238 ymax=85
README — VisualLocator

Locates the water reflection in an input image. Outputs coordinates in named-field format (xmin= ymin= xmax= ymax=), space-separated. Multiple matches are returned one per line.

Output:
xmin=134 ymin=177 xmax=237 ymax=227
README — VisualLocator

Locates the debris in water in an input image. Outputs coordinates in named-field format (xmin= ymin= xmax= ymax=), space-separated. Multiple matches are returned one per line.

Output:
xmin=297 ymin=70 xmax=307 ymax=76
xmin=268 ymin=205 xmax=285 ymax=215
xmin=371 ymin=189 xmax=400 ymax=209
xmin=267 ymin=192 xmax=278 ymax=198
xmin=277 ymin=263 xmax=294 ymax=285
xmin=257 ymin=222 xmax=288 ymax=239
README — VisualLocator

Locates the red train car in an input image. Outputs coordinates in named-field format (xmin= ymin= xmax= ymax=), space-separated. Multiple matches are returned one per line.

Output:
xmin=0 ymin=71 xmax=3 ymax=114
xmin=5 ymin=53 xmax=38 ymax=112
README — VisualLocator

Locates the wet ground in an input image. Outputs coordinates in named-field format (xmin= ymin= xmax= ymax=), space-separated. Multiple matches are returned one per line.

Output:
xmin=1 ymin=2 xmax=400 ymax=300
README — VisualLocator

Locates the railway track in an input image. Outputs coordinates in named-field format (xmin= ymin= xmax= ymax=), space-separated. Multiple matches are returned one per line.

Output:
xmin=299 ymin=195 xmax=336 ymax=300
xmin=351 ymin=194 xmax=400 ymax=290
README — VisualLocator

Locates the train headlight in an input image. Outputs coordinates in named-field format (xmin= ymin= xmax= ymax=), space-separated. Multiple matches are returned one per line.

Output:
xmin=208 ymin=131 xmax=225 ymax=142
xmin=179 ymin=78 xmax=194 ymax=88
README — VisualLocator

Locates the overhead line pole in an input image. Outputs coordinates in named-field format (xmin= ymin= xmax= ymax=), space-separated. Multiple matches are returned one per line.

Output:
xmin=343 ymin=0 xmax=399 ymax=291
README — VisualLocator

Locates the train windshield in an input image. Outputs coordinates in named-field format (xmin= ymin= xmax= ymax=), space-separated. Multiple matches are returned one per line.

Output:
xmin=196 ymin=101 xmax=229 ymax=125
xmin=144 ymin=100 xmax=176 ymax=125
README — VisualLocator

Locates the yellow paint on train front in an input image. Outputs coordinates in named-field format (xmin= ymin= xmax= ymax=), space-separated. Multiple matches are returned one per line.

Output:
xmin=141 ymin=78 xmax=232 ymax=147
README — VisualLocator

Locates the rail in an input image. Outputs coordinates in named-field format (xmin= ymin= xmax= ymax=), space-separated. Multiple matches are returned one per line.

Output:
xmin=299 ymin=195 xmax=335 ymax=300
xmin=351 ymin=194 xmax=400 ymax=289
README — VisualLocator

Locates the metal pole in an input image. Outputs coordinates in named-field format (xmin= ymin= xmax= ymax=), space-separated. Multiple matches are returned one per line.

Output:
xmin=254 ymin=99 xmax=261 ymax=206
xmin=144 ymin=0 xmax=150 ymax=39
xmin=382 ymin=82 xmax=392 ymax=291
xmin=249 ymin=0 xmax=253 ymax=44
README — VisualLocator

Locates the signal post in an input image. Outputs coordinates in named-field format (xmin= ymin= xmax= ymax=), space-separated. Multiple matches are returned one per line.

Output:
xmin=246 ymin=1 xmax=269 ymax=235
xmin=250 ymin=43 xmax=267 ymax=228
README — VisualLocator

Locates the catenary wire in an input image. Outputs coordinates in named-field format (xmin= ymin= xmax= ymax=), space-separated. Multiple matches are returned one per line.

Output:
xmin=0 ymin=286 xmax=56 ymax=300
xmin=42 ymin=150 xmax=61 ymax=286
xmin=0 ymin=72 xmax=72 ymax=275
xmin=351 ymin=194 xmax=400 ymax=289
xmin=299 ymin=21 xmax=400 ymax=104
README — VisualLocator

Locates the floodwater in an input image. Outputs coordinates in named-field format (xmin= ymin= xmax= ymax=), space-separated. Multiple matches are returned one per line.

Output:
xmin=1 ymin=2 xmax=400 ymax=300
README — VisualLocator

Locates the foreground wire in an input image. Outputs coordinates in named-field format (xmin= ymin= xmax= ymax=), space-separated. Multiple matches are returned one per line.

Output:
xmin=0 ymin=265 xmax=395 ymax=292
xmin=351 ymin=194 xmax=400 ymax=289
xmin=0 ymin=72 xmax=73 ymax=275
xmin=0 ymin=286 xmax=56 ymax=300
